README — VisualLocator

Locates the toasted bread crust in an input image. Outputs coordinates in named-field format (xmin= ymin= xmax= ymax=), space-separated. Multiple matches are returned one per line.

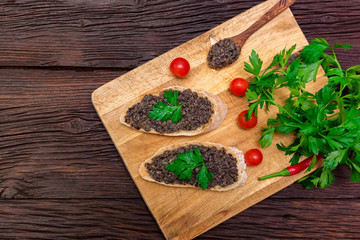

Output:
xmin=139 ymin=142 xmax=247 ymax=191
xmin=119 ymin=86 xmax=227 ymax=136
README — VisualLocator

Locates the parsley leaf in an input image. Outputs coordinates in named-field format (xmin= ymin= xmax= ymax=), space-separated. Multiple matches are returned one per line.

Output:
xmin=300 ymin=38 xmax=330 ymax=63
xmin=298 ymin=60 xmax=323 ymax=83
xmin=148 ymin=90 xmax=183 ymax=123
xmin=196 ymin=165 xmax=214 ymax=190
xmin=259 ymin=127 xmax=275 ymax=148
xmin=245 ymin=88 xmax=259 ymax=101
xmin=279 ymin=44 xmax=296 ymax=67
xmin=324 ymin=150 xmax=346 ymax=170
xmin=347 ymin=65 xmax=360 ymax=73
xmin=171 ymin=107 xmax=182 ymax=123
xmin=164 ymin=89 xmax=178 ymax=105
xmin=149 ymin=102 xmax=177 ymax=122
xmin=244 ymin=50 xmax=263 ymax=78
xmin=333 ymin=42 xmax=354 ymax=50
xmin=165 ymin=148 xmax=213 ymax=190
xmin=319 ymin=167 xmax=334 ymax=188
xmin=350 ymin=161 xmax=360 ymax=182
xmin=305 ymin=154 xmax=318 ymax=173
xmin=166 ymin=151 xmax=196 ymax=180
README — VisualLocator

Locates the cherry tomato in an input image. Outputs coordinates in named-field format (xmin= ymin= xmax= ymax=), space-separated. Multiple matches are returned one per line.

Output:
xmin=245 ymin=149 xmax=263 ymax=166
xmin=230 ymin=78 xmax=249 ymax=96
xmin=237 ymin=110 xmax=257 ymax=129
xmin=170 ymin=57 xmax=190 ymax=78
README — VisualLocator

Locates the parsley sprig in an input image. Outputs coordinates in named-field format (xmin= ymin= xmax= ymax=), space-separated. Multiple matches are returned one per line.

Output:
xmin=149 ymin=90 xmax=183 ymax=123
xmin=165 ymin=148 xmax=214 ymax=190
xmin=244 ymin=38 xmax=360 ymax=189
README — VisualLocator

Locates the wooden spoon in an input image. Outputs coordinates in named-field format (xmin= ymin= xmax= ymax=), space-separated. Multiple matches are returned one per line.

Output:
xmin=207 ymin=0 xmax=296 ymax=69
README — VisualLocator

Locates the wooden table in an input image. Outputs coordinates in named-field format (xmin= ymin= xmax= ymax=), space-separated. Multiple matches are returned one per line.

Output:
xmin=1 ymin=0 xmax=360 ymax=239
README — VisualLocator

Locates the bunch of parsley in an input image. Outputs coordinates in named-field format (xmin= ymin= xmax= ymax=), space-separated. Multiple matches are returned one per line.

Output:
xmin=244 ymin=38 xmax=360 ymax=188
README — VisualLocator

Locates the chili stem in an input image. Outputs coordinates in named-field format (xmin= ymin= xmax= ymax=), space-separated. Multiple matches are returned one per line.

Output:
xmin=258 ymin=169 xmax=290 ymax=180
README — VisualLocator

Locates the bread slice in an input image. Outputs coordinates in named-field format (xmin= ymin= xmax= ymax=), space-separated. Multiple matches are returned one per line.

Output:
xmin=139 ymin=142 xmax=247 ymax=191
xmin=119 ymin=86 xmax=227 ymax=136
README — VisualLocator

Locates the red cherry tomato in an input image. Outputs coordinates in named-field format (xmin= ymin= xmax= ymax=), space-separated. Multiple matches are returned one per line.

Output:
xmin=230 ymin=78 xmax=249 ymax=96
xmin=237 ymin=110 xmax=258 ymax=129
xmin=170 ymin=57 xmax=190 ymax=78
xmin=245 ymin=149 xmax=263 ymax=166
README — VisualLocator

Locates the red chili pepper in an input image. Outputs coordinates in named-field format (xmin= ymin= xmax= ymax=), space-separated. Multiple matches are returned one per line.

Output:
xmin=258 ymin=154 xmax=323 ymax=181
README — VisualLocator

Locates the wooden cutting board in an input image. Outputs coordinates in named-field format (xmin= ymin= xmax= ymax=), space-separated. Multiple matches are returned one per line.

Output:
xmin=92 ymin=0 xmax=326 ymax=239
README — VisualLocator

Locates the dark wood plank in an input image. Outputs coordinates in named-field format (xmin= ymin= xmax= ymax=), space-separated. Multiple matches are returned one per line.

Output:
xmin=0 ymin=68 xmax=141 ymax=199
xmin=0 ymin=198 xmax=162 ymax=240
xmin=0 ymin=0 xmax=359 ymax=68
xmin=201 ymin=198 xmax=360 ymax=239
xmin=1 ymin=68 xmax=360 ymax=200
xmin=0 ymin=198 xmax=359 ymax=239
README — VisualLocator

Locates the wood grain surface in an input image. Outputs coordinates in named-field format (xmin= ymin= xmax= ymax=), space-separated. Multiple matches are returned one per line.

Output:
xmin=1 ymin=0 xmax=360 ymax=239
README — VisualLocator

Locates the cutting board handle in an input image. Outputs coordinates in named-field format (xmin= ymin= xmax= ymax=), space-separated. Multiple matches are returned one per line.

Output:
xmin=230 ymin=0 xmax=296 ymax=46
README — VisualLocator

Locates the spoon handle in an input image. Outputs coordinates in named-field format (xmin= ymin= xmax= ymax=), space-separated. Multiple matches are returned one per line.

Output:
xmin=230 ymin=0 xmax=296 ymax=46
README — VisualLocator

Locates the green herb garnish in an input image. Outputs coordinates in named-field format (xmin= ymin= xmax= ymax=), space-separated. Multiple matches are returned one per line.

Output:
xmin=165 ymin=148 xmax=214 ymax=190
xmin=148 ymin=90 xmax=183 ymax=123
xmin=244 ymin=38 xmax=360 ymax=189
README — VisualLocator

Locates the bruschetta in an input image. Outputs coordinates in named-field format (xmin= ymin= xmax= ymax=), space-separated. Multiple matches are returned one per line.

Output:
xmin=120 ymin=86 xmax=227 ymax=136
xmin=139 ymin=142 xmax=247 ymax=191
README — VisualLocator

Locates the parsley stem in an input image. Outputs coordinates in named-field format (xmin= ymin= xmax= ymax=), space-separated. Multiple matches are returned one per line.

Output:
xmin=260 ymin=98 xmax=303 ymax=124
xmin=327 ymin=111 xmax=341 ymax=119
xmin=355 ymin=144 xmax=360 ymax=152
xmin=262 ymin=91 xmax=303 ymax=124
xmin=319 ymin=133 xmax=328 ymax=139
xmin=331 ymin=48 xmax=347 ymax=97
xmin=341 ymin=94 xmax=353 ymax=99
xmin=331 ymin=48 xmax=343 ymax=71
xmin=274 ymin=102 xmax=303 ymax=124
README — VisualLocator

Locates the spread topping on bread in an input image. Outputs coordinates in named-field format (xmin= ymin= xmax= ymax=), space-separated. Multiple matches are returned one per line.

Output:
xmin=140 ymin=142 xmax=247 ymax=191
xmin=124 ymin=89 xmax=214 ymax=133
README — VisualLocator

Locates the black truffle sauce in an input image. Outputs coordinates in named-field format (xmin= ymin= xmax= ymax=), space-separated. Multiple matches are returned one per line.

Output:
xmin=207 ymin=38 xmax=241 ymax=69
